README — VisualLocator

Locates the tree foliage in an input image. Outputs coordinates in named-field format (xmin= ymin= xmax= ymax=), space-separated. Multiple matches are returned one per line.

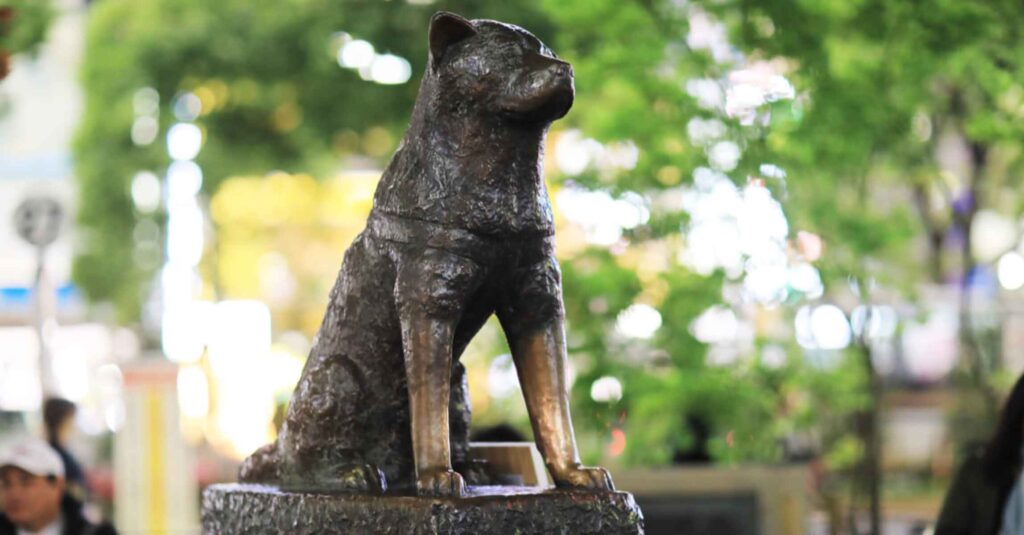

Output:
xmin=0 ymin=0 xmax=52 ymax=54
xmin=693 ymin=1 xmax=1024 ymax=528
xmin=716 ymin=0 xmax=1024 ymax=425
xmin=74 ymin=0 xmax=555 ymax=321
xmin=0 ymin=0 xmax=54 ymax=81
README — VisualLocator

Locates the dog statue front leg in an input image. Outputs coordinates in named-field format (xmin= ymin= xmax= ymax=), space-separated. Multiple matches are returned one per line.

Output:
xmin=498 ymin=255 xmax=614 ymax=491
xmin=399 ymin=310 xmax=465 ymax=497
xmin=508 ymin=322 xmax=614 ymax=491
xmin=395 ymin=247 xmax=483 ymax=497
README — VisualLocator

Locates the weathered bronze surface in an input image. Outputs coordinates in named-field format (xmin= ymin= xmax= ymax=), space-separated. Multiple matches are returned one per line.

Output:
xmin=239 ymin=11 xmax=614 ymax=498
xmin=203 ymin=483 xmax=644 ymax=534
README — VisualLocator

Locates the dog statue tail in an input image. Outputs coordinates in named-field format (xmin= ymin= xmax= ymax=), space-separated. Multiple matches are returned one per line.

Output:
xmin=239 ymin=442 xmax=280 ymax=483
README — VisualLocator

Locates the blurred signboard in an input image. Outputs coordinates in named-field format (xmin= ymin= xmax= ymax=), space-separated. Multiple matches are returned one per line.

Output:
xmin=614 ymin=466 xmax=808 ymax=535
xmin=0 ymin=180 xmax=74 ymax=293
xmin=13 ymin=195 xmax=64 ymax=247
xmin=115 ymin=359 xmax=199 ymax=534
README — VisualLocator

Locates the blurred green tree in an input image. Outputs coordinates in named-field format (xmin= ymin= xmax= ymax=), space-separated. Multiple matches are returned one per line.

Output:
xmin=532 ymin=6 xmax=888 ymax=533
xmin=695 ymin=0 xmax=1024 ymax=530
xmin=74 ymin=0 xmax=555 ymax=322
xmin=0 ymin=0 xmax=54 ymax=81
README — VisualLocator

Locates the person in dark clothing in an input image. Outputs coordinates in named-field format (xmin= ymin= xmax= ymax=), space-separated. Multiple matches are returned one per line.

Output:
xmin=936 ymin=373 xmax=1024 ymax=535
xmin=673 ymin=415 xmax=713 ymax=464
xmin=42 ymin=399 xmax=87 ymax=501
xmin=469 ymin=423 xmax=528 ymax=443
xmin=0 ymin=493 xmax=118 ymax=535
xmin=0 ymin=438 xmax=117 ymax=535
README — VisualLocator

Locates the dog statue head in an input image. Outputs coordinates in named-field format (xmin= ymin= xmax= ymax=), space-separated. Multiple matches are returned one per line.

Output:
xmin=424 ymin=12 xmax=574 ymax=125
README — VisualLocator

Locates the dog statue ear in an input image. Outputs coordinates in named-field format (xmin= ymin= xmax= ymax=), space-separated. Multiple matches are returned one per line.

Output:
xmin=429 ymin=11 xmax=477 ymax=69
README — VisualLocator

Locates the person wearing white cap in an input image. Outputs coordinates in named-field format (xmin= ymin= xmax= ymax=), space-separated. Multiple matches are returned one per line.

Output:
xmin=0 ymin=438 xmax=116 ymax=535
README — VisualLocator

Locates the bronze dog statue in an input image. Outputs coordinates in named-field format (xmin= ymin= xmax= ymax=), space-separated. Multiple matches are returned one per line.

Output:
xmin=240 ymin=11 xmax=614 ymax=497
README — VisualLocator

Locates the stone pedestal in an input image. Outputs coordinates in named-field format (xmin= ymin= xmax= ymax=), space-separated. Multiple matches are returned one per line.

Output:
xmin=202 ymin=483 xmax=644 ymax=534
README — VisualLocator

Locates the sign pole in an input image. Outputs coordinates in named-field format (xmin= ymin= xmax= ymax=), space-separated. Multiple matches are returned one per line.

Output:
xmin=33 ymin=243 xmax=58 ymax=397
xmin=14 ymin=196 xmax=64 ymax=400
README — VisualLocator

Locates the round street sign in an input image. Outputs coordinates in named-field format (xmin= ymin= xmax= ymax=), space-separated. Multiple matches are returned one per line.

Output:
xmin=14 ymin=196 xmax=64 ymax=247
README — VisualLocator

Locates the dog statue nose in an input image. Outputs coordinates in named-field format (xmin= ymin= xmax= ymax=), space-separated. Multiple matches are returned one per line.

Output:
xmin=552 ymin=61 xmax=573 ymax=79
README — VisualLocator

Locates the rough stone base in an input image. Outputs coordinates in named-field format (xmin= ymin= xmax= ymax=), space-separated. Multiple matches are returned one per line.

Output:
xmin=202 ymin=483 xmax=645 ymax=534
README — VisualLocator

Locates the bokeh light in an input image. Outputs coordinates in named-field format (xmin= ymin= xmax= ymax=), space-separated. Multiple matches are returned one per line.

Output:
xmin=338 ymin=39 xmax=375 ymax=69
xmin=557 ymin=186 xmax=649 ymax=246
xmin=131 ymin=171 xmax=161 ymax=213
xmin=809 ymin=304 xmax=852 ymax=350
xmin=615 ymin=304 xmax=663 ymax=339
xmin=796 ymin=304 xmax=853 ymax=350
xmin=997 ymin=251 xmax=1024 ymax=290
xmin=487 ymin=353 xmax=520 ymax=399
xmin=590 ymin=376 xmax=623 ymax=403
xmin=850 ymin=305 xmax=898 ymax=340
xmin=130 ymin=116 xmax=158 ymax=146
xmin=173 ymin=92 xmax=202 ymax=122
xmin=166 ymin=122 xmax=203 ymax=161
xmin=370 ymin=54 xmax=412 ymax=85
xmin=690 ymin=305 xmax=739 ymax=344
xmin=177 ymin=366 xmax=209 ymax=419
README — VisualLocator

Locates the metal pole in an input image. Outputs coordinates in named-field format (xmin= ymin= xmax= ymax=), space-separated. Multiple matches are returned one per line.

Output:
xmin=34 ymin=244 xmax=58 ymax=398
xmin=14 ymin=195 xmax=64 ymax=400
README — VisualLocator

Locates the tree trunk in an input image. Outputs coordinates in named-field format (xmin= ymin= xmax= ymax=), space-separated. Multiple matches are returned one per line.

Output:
xmin=854 ymin=341 xmax=883 ymax=535
xmin=911 ymin=183 xmax=945 ymax=283
xmin=847 ymin=298 xmax=883 ymax=535
xmin=957 ymin=141 xmax=999 ymax=417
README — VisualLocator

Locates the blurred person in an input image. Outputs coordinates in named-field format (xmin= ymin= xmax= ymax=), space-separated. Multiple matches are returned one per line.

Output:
xmin=936 ymin=373 xmax=1024 ymax=535
xmin=673 ymin=415 xmax=712 ymax=464
xmin=0 ymin=438 xmax=116 ymax=535
xmin=42 ymin=399 xmax=86 ymax=501
xmin=469 ymin=423 xmax=527 ymax=443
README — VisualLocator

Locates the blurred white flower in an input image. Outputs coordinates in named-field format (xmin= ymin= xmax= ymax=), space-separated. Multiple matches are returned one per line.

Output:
xmin=725 ymin=63 xmax=795 ymax=124
xmin=795 ymin=304 xmax=852 ymax=350
xmin=738 ymin=184 xmax=788 ymax=252
xmin=615 ymin=304 xmax=663 ymax=339
xmin=692 ymin=166 xmax=729 ymax=191
xmin=558 ymin=186 xmax=649 ymax=245
xmin=555 ymin=130 xmax=639 ymax=177
xmin=687 ymin=117 xmax=727 ymax=146
xmin=998 ymin=251 xmax=1024 ymax=290
xmin=684 ymin=220 xmax=743 ymax=276
xmin=686 ymin=9 xmax=733 ymax=64
xmin=971 ymin=210 xmax=1016 ymax=263
xmin=555 ymin=130 xmax=602 ymax=176
xmin=759 ymin=163 xmax=787 ymax=179
xmin=850 ymin=305 xmax=899 ymax=339
xmin=685 ymin=78 xmax=725 ymax=110
xmin=487 ymin=354 xmax=520 ymax=398
xmin=590 ymin=376 xmax=623 ymax=403
xmin=729 ymin=63 xmax=795 ymax=101
xmin=725 ymin=84 xmax=766 ymax=124
xmin=690 ymin=305 xmax=739 ymax=344
xmin=788 ymin=262 xmax=824 ymax=298
xmin=708 ymin=140 xmax=742 ymax=171
xmin=796 ymin=230 xmax=824 ymax=261
xmin=599 ymin=140 xmax=640 ymax=172
xmin=761 ymin=344 xmax=788 ymax=369
xmin=743 ymin=263 xmax=789 ymax=305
